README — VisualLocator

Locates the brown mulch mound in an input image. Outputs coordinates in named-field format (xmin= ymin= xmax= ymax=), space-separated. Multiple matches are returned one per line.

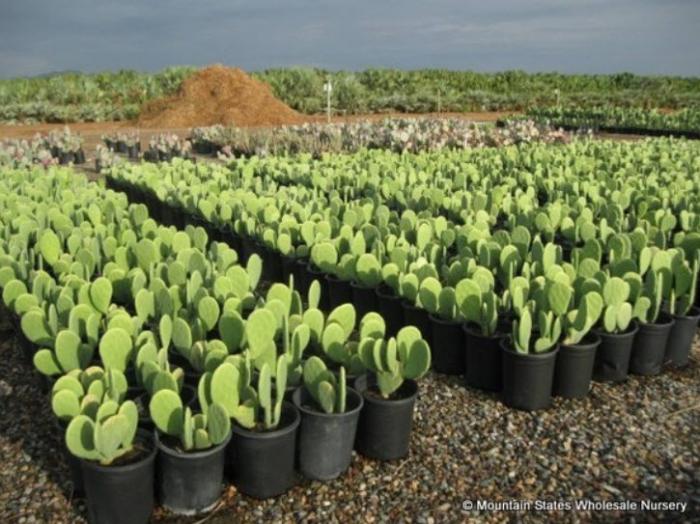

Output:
xmin=138 ymin=65 xmax=303 ymax=128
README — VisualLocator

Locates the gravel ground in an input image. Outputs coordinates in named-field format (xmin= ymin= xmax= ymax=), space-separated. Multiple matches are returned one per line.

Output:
xmin=1 ymin=305 xmax=698 ymax=523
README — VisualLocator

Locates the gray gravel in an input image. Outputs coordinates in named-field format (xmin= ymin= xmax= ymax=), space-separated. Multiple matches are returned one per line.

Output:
xmin=1 ymin=310 xmax=698 ymax=523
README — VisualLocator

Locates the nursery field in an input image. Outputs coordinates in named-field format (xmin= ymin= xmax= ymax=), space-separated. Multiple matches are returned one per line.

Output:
xmin=0 ymin=127 xmax=699 ymax=523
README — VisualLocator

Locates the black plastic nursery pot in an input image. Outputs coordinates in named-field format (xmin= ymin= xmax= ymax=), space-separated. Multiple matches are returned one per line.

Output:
xmin=262 ymin=248 xmax=284 ymax=283
xmin=630 ymin=312 xmax=675 ymax=376
xmin=156 ymin=431 xmax=231 ymax=515
xmin=292 ymin=387 xmax=363 ymax=481
xmin=325 ymin=274 xmax=353 ymax=310
xmin=501 ymin=338 xmax=559 ymax=411
xmin=552 ymin=332 xmax=601 ymax=399
xmin=665 ymin=306 xmax=700 ymax=367
xmin=354 ymin=376 xmax=418 ymax=460
xmin=429 ymin=314 xmax=465 ymax=375
xmin=401 ymin=300 xmax=432 ymax=345
xmin=592 ymin=322 xmax=638 ymax=383
xmin=375 ymin=285 xmax=404 ymax=337
xmin=281 ymin=255 xmax=297 ymax=284
xmin=81 ymin=429 xmax=156 ymax=524
xmin=462 ymin=324 xmax=505 ymax=392
xmin=227 ymin=402 xmax=300 ymax=499
xmin=294 ymin=258 xmax=312 ymax=295
xmin=351 ymin=281 xmax=378 ymax=318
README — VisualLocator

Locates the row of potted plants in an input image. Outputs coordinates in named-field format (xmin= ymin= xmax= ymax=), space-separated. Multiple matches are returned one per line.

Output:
xmin=187 ymin=118 xmax=571 ymax=158
xmin=102 ymin=131 xmax=141 ymax=159
xmin=102 ymin=140 xmax=700 ymax=412
xmin=0 ymin=165 xmax=431 ymax=522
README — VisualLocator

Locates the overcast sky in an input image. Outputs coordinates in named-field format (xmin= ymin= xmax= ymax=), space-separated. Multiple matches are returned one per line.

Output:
xmin=1 ymin=0 xmax=699 ymax=78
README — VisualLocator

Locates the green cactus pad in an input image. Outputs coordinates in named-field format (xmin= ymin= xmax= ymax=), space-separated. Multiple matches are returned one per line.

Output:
xmin=150 ymin=389 xmax=184 ymax=436
xmin=98 ymin=328 xmax=133 ymax=372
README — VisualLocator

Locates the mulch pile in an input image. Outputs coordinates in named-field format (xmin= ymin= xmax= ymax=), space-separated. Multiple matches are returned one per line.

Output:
xmin=138 ymin=65 xmax=303 ymax=128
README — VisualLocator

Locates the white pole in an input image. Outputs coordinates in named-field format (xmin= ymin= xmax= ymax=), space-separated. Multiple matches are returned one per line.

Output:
xmin=324 ymin=80 xmax=333 ymax=123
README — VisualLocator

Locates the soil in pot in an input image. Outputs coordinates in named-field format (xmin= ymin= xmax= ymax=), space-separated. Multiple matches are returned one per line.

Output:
xmin=630 ymin=312 xmax=675 ymax=376
xmin=326 ymin=274 xmax=353 ymax=310
xmin=665 ymin=306 xmax=700 ymax=367
xmin=401 ymin=300 xmax=432 ymax=345
xmin=429 ymin=314 xmax=465 ymax=375
xmin=462 ymin=323 xmax=504 ymax=392
xmin=156 ymin=431 xmax=231 ymax=515
xmin=351 ymin=282 xmax=378 ymax=318
xmin=354 ymin=376 xmax=418 ymax=460
xmin=227 ymin=402 xmax=300 ymax=499
xmin=375 ymin=285 xmax=404 ymax=337
xmin=501 ymin=338 xmax=559 ymax=411
xmin=592 ymin=322 xmax=638 ymax=382
xmin=81 ymin=429 xmax=156 ymax=524
xmin=292 ymin=387 xmax=363 ymax=481
xmin=552 ymin=332 xmax=601 ymax=399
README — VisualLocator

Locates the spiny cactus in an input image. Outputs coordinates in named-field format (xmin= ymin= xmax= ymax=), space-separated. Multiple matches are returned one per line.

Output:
xmin=355 ymin=253 xmax=382 ymax=288
xmin=33 ymin=328 xmax=94 ymax=377
xmin=456 ymin=278 xmax=498 ymax=336
xmin=149 ymin=389 xmax=230 ymax=451
xmin=65 ymin=398 xmax=138 ymax=465
xmin=563 ymin=291 xmax=604 ymax=345
xmin=98 ymin=327 xmax=134 ymax=372
xmin=199 ymin=360 xmax=257 ymax=429
xmin=257 ymin=354 xmax=289 ymax=429
xmin=302 ymin=356 xmax=347 ymax=414
xmin=601 ymin=276 xmax=633 ymax=333
xmin=358 ymin=326 xmax=431 ymax=398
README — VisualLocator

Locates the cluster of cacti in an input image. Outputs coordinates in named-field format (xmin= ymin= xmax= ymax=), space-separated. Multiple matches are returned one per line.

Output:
xmin=65 ymin=399 xmax=139 ymax=465
xmin=358 ymin=326 xmax=431 ymax=398
xmin=302 ymin=356 xmax=347 ymax=414
xmin=456 ymin=277 xmax=499 ymax=336
xmin=149 ymin=389 xmax=230 ymax=451
xmin=51 ymin=367 xmax=128 ymax=422
xmin=562 ymin=291 xmax=604 ymax=345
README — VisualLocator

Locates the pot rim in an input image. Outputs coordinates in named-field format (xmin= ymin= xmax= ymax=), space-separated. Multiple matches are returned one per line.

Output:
xmin=462 ymin=322 xmax=505 ymax=340
xmin=560 ymin=331 xmax=602 ymax=351
xmin=355 ymin=376 xmax=418 ymax=406
xmin=428 ymin=312 xmax=461 ymax=326
xmin=638 ymin=311 xmax=675 ymax=329
xmin=230 ymin=401 xmax=300 ymax=440
xmin=80 ymin=428 xmax=156 ymax=473
xmin=292 ymin=386 xmax=364 ymax=419
xmin=375 ymin=283 xmax=399 ymax=300
xmin=592 ymin=320 xmax=639 ymax=339
xmin=350 ymin=280 xmax=376 ymax=291
xmin=499 ymin=337 xmax=560 ymax=359
xmin=155 ymin=429 xmax=232 ymax=459
xmin=672 ymin=305 xmax=700 ymax=320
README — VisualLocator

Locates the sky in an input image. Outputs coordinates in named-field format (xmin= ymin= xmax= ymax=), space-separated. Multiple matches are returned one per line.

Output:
xmin=0 ymin=0 xmax=699 ymax=78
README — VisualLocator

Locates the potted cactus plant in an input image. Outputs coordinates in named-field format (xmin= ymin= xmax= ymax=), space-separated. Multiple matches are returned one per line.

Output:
xmin=553 ymin=291 xmax=603 ymax=398
xmin=664 ymin=250 xmax=700 ymax=367
xmin=355 ymin=326 xmax=431 ymax=460
xmin=456 ymin=277 xmax=504 ymax=391
xmin=629 ymin=265 xmax=675 ymax=376
xmin=419 ymin=277 xmax=464 ymax=375
xmin=399 ymin=273 xmax=432 ymax=344
xmin=149 ymin=389 xmax=231 ymax=515
xmin=65 ymin=395 xmax=155 ymax=524
xmin=205 ymin=309 xmax=304 ymax=499
xmin=501 ymin=278 xmax=568 ymax=411
xmin=292 ymin=356 xmax=363 ymax=480
xmin=592 ymin=276 xmax=639 ymax=382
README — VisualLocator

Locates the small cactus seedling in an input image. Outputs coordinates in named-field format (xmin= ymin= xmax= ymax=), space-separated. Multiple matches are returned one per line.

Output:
xmin=302 ymin=356 xmax=347 ymax=414
xmin=198 ymin=360 xmax=257 ymax=429
xmin=358 ymin=326 xmax=431 ymax=398
xmin=149 ymin=389 xmax=230 ymax=451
